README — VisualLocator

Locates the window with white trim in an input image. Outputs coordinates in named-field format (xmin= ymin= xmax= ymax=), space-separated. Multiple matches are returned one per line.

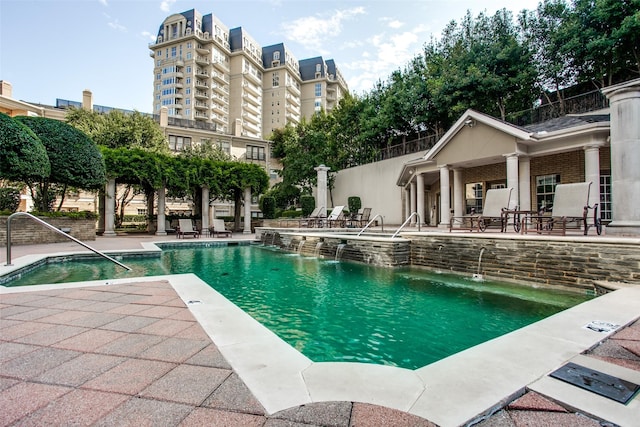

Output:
xmin=536 ymin=174 xmax=560 ymax=212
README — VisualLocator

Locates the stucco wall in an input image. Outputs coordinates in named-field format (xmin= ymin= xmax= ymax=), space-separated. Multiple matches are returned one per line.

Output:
xmin=331 ymin=152 xmax=424 ymax=225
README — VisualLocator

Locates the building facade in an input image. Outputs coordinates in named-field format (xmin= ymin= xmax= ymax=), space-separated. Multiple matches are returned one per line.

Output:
xmin=0 ymin=82 xmax=273 ymax=221
xmin=149 ymin=9 xmax=348 ymax=139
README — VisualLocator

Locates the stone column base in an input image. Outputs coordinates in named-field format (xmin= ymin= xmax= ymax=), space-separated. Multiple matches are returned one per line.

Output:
xmin=605 ymin=222 xmax=640 ymax=237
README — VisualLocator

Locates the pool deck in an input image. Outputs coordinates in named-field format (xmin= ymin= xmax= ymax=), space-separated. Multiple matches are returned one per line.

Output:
xmin=1 ymin=232 xmax=639 ymax=426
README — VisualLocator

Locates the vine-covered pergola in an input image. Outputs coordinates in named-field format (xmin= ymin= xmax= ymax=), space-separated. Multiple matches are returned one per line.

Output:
xmin=101 ymin=147 xmax=269 ymax=235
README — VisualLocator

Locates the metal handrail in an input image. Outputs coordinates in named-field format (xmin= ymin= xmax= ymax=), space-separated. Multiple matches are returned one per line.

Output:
xmin=4 ymin=212 xmax=131 ymax=271
xmin=392 ymin=212 xmax=421 ymax=238
xmin=357 ymin=214 xmax=385 ymax=236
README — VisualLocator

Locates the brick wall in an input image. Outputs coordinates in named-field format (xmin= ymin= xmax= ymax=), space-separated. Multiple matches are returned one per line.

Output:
xmin=0 ymin=216 xmax=96 ymax=246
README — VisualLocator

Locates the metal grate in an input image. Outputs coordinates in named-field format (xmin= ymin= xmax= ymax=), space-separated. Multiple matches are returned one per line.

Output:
xmin=550 ymin=362 xmax=640 ymax=404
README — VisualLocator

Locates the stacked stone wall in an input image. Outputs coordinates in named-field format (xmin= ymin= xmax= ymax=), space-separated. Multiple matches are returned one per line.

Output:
xmin=260 ymin=229 xmax=639 ymax=293
xmin=410 ymin=235 xmax=640 ymax=293
xmin=0 ymin=216 xmax=96 ymax=246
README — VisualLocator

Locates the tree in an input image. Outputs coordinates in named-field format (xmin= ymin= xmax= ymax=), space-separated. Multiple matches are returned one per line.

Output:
xmin=219 ymin=162 xmax=269 ymax=230
xmin=66 ymin=107 xmax=168 ymax=152
xmin=15 ymin=116 xmax=105 ymax=212
xmin=567 ymin=0 xmax=640 ymax=87
xmin=0 ymin=112 xmax=50 ymax=183
xmin=66 ymin=107 xmax=168 ymax=222
xmin=519 ymin=0 xmax=576 ymax=112
xmin=178 ymin=139 xmax=231 ymax=161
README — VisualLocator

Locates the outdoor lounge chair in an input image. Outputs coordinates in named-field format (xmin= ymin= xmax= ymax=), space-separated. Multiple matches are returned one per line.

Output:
xmin=319 ymin=205 xmax=345 ymax=228
xmin=177 ymin=218 xmax=200 ymax=238
xmin=297 ymin=206 xmax=324 ymax=228
xmin=209 ymin=219 xmax=232 ymax=238
xmin=522 ymin=181 xmax=602 ymax=236
xmin=449 ymin=187 xmax=513 ymax=232
xmin=165 ymin=220 xmax=176 ymax=234
xmin=348 ymin=207 xmax=371 ymax=228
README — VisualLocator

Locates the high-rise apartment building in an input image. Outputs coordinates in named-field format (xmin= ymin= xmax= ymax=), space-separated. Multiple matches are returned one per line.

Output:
xmin=261 ymin=43 xmax=303 ymax=137
xmin=150 ymin=9 xmax=348 ymax=139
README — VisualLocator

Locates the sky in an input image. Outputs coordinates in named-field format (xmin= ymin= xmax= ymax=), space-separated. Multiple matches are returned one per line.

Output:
xmin=0 ymin=0 xmax=541 ymax=113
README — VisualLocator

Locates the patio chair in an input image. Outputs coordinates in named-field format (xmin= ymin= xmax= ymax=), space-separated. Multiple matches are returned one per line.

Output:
xmin=522 ymin=182 xmax=602 ymax=236
xmin=209 ymin=219 xmax=232 ymax=238
xmin=165 ymin=220 xmax=176 ymax=234
xmin=348 ymin=207 xmax=372 ymax=228
xmin=320 ymin=205 xmax=345 ymax=228
xmin=449 ymin=188 xmax=513 ymax=232
xmin=297 ymin=206 xmax=324 ymax=228
xmin=177 ymin=218 xmax=200 ymax=239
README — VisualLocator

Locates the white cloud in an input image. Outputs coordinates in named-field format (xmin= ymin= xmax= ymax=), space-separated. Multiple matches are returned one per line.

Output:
xmin=160 ymin=0 xmax=176 ymax=13
xmin=343 ymin=24 xmax=428 ymax=94
xmin=98 ymin=0 xmax=108 ymax=6
xmin=141 ymin=31 xmax=156 ymax=41
xmin=380 ymin=17 xmax=404 ymax=29
xmin=108 ymin=19 xmax=127 ymax=32
xmin=103 ymin=12 xmax=126 ymax=32
xmin=281 ymin=7 xmax=365 ymax=53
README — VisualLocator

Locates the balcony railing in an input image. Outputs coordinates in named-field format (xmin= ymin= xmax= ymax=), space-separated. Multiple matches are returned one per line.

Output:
xmin=505 ymin=90 xmax=609 ymax=127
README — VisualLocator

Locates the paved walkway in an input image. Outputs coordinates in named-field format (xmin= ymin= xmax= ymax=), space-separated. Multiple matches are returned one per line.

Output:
xmin=1 ymin=279 xmax=435 ymax=426
xmin=1 ymin=234 xmax=639 ymax=426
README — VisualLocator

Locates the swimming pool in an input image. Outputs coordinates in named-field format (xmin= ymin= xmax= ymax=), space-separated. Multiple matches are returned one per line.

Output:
xmin=4 ymin=244 xmax=591 ymax=369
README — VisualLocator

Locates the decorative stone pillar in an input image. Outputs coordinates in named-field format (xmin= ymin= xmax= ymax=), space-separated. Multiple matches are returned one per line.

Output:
xmin=584 ymin=146 xmax=601 ymax=211
xmin=156 ymin=186 xmax=167 ymax=236
xmin=439 ymin=165 xmax=451 ymax=228
xmin=243 ymin=187 xmax=252 ymax=234
xmin=518 ymin=156 xmax=531 ymax=211
xmin=314 ymin=165 xmax=330 ymax=218
xmin=416 ymin=173 xmax=425 ymax=225
xmin=103 ymin=179 xmax=116 ymax=237
xmin=453 ymin=168 xmax=464 ymax=220
xmin=410 ymin=180 xmax=417 ymax=224
xmin=602 ymin=79 xmax=640 ymax=236
xmin=505 ymin=154 xmax=519 ymax=209
xmin=201 ymin=185 xmax=210 ymax=233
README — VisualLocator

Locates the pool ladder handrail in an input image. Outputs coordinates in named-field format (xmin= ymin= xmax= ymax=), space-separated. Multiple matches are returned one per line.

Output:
xmin=357 ymin=214 xmax=385 ymax=236
xmin=391 ymin=212 xmax=421 ymax=238
xmin=4 ymin=212 xmax=131 ymax=271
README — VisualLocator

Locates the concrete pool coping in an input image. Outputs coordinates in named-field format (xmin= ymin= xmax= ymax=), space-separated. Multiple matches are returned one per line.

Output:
xmin=3 ymin=247 xmax=639 ymax=426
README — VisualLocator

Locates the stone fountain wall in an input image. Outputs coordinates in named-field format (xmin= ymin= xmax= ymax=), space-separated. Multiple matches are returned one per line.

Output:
xmin=409 ymin=234 xmax=640 ymax=293
xmin=259 ymin=229 xmax=640 ymax=294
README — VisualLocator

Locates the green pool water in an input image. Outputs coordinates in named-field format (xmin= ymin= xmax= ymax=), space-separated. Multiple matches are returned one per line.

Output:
xmin=6 ymin=245 xmax=591 ymax=369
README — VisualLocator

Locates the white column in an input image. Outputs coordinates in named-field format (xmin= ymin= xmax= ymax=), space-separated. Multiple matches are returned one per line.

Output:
xmin=518 ymin=156 xmax=531 ymax=211
xmin=103 ymin=179 xmax=116 ymax=236
xmin=314 ymin=165 xmax=330 ymax=218
xmin=602 ymin=80 xmax=640 ymax=235
xmin=201 ymin=185 xmax=210 ymax=233
xmin=155 ymin=186 xmax=166 ymax=236
xmin=416 ymin=173 xmax=425 ymax=225
xmin=243 ymin=187 xmax=252 ymax=234
xmin=439 ymin=165 xmax=451 ymax=227
xmin=453 ymin=168 xmax=464 ymax=219
xmin=584 ymin=146 xmax=601 ymax=210
xmin=410 ymin=180 xmax=417 ymax=224
xmin=505 ymin=154 xmax=519 ymax=210
xmin=404 ymin=187 xmax=411 ymax=221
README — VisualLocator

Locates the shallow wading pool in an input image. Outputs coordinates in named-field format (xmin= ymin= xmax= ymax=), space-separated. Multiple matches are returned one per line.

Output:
xmin=5 ymin=244 xmax=591 ymax=369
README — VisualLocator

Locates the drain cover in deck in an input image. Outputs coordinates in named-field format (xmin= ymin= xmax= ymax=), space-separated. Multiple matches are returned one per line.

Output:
xmin=550 ymin=362 xmax=640 ymax=404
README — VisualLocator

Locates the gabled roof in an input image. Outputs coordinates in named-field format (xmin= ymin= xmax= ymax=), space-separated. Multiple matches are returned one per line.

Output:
xmin=524 ymin=114 xmax=609 ymax=133
xmin=396 ymin=108 xmax=611 ymax=186
xmin=423 ymin=109 xmax=531 ymax=161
